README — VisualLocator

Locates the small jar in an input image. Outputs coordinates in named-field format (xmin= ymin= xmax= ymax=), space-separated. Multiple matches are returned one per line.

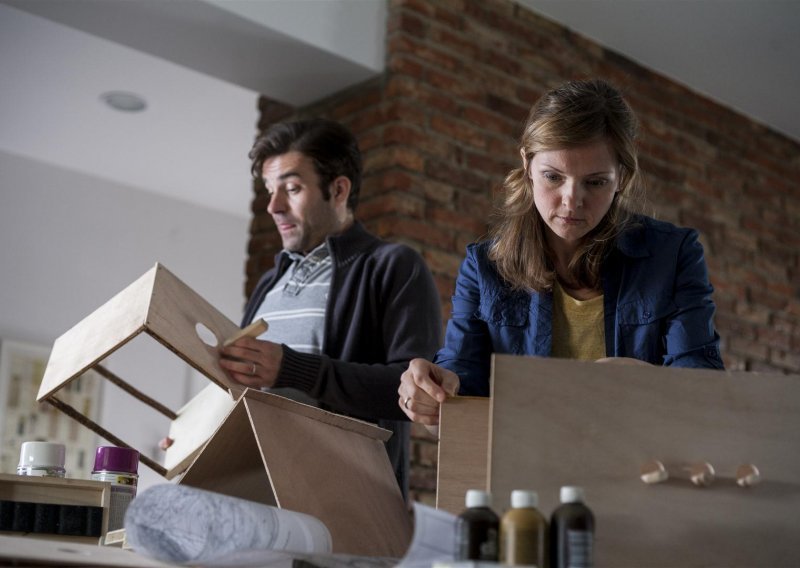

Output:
xmin=91 ymin=446 xmax=139 ymax=531
xmin=17 ymin=441 xmax=66 ymax=477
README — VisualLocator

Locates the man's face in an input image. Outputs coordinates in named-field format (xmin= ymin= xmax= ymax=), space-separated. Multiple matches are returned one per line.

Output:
xmin=262 ymin=151 xmax=341 ymax=253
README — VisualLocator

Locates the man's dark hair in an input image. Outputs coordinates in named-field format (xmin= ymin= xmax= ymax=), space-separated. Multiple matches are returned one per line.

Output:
xmin=249 ymin=118 xmax=362 ymax=211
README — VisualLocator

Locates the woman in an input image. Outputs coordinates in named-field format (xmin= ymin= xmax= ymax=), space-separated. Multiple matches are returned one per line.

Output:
xmin=399 ymin=79 xmax=724 ymax=427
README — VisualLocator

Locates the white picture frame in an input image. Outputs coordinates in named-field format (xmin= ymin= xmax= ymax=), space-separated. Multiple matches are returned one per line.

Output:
xmin=0 ymin=338 xmax=103 ymax=477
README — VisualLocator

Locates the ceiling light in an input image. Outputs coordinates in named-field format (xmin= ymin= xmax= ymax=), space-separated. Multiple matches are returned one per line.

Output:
xmin=100 ymin=91 xmax=147 ymax=112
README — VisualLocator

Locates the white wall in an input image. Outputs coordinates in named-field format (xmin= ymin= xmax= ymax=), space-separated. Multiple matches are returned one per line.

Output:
xmin=0 ymin=151 xmax=251 ymax=490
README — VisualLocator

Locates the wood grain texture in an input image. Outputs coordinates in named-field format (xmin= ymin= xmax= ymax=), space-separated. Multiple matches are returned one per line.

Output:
xmin=488 ymin=354 xmax=800 ymax=567
xmin=436 ymin=396 xmax=490 ymax=514
xmin=180 ymin=389 xmax=411 ymax=557
xmin=0 ymin=534 xmax=173 ymax=566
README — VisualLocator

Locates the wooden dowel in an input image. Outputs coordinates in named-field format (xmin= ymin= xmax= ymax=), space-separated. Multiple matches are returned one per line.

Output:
xmin=45 ymin=397 xmax=167 ymax=477
xmin=92 ymin=365 xmax=177 ymax=420
xmin=223 ymin=318 xmax=268 ymax=347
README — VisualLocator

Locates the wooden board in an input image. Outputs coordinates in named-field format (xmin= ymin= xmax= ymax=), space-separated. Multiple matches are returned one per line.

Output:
xmin=36 ymin=267 xmax=155 ymax=401
xmin=0 ymin=473 xmax=110 ymax=509
xmin=179 ymin=389 xmax=411 ymax=558
xmin=0 ymin=534 xmax=174 ymax=566
xmin=436 ymin=396 xmax=490 ymax=515
xmin=163 ymin=383 xmax=237 ymax=478
xmin=488 ymin=354 xmax=800 ymax=567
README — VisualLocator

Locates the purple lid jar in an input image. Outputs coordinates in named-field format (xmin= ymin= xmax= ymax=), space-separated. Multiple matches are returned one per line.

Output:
xmin=92 ymin=446 xmax=139 ymax=474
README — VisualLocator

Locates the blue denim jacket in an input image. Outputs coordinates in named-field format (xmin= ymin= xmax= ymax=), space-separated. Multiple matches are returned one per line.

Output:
xmin=434 ymin=216 xmax=724 ymax=396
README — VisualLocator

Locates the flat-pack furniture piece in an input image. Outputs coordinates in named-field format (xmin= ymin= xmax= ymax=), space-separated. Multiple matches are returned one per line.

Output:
xmin=36 ymin=263 xmax=249 ymax=478
xmin=0 ymin=473 xmax=110 ymax=544
xmin=178 ymin=388 xmax=413 ymax=558
xmin=436 ymin=396 xmax=489 ymax=514
xmin=437 ymin=355 xmax=800 ymax=567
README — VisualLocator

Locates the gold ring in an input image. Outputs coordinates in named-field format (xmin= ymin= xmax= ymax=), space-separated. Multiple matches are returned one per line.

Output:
xmin=251 ymin=362 xmax=257 ymax=376
xmin=404 ymin=397 xmax=411 ymax=410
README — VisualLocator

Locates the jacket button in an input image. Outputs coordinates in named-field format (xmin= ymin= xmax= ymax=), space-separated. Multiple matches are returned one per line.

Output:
xmin=643 ymin=311 xmax=651 ymax=319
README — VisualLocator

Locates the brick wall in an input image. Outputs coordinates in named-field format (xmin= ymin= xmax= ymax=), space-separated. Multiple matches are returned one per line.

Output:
xmin=246 ymin=0 xmax=800 ymax=504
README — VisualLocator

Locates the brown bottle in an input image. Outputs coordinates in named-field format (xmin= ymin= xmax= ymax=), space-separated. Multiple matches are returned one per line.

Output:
xmin=501 ymin=490 xmax=547 ymax=567
xmin=549 ymin=486 xmax=594 ymax=568
xmin=454 ymin=489 xmax=500 ymax=561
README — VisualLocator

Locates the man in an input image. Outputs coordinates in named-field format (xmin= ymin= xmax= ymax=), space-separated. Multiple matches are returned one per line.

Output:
xmin=218 ymin=118 xmax=442 ymax=497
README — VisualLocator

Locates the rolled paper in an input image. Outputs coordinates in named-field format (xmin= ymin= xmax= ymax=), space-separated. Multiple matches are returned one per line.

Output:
xmin=125 ymin=484 xmax=331 ymax=563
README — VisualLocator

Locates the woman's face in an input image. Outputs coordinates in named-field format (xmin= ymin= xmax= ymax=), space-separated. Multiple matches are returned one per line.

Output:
xmin=523 ymin=139 xmax=620 ymax=252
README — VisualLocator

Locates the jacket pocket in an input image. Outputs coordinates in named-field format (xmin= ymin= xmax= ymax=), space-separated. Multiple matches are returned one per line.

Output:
xmin=617 ymin=297 xmax=675 ymax=362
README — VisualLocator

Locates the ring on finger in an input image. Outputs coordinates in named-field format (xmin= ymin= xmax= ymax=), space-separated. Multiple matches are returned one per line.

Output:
xmin=404 ymin=397 xmax=412 ymax=410
xmin=251 ymin=362 xmax=256 ymax=376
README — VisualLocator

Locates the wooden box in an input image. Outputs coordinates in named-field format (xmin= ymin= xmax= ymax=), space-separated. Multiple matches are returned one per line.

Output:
xmin=437 ymin=355 xmax=800 ymax=567
xmin=178 ymin=388 xmax=413 ymax=558
xmin=35 ymin=263 xmax=243 ymax=478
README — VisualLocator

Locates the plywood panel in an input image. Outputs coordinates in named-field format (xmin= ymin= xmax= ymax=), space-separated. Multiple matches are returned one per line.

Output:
xmin=179 ymin=399 xmax=277 ymax=507
xmin=145 ymin=264 xmax=241 ymax=392
xmin=180 ymin=389 xmax=411 ymax=558
xmin=489 ymin=355 xmax=800 ymax=567
xmin=244 ymin=391 xmax=410 ymax=557
xmin=37 ymin=266 xmax=155 ymax=400
xmin=436 ymin=396 xmax=490 ymax=515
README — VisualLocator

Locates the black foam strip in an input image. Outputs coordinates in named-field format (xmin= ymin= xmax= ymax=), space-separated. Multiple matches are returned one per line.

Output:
xmin=0 ymin=500 xmax=103 ymax=537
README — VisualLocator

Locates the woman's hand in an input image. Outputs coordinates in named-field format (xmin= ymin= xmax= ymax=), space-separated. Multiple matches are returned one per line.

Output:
xmin=398 ymin=358 xmax=460 ymax=426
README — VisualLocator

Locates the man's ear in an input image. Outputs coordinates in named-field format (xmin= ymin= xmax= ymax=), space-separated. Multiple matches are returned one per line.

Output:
xmin=331 ymin=176 xmax=351 ymax=206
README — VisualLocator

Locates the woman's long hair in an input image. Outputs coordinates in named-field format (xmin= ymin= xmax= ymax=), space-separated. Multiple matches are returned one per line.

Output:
xmin=489 ymin=79 xmax=646 ymax=292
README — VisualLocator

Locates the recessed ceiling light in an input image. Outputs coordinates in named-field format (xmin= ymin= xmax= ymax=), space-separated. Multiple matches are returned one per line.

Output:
xmin=100 ymin=91 xmax=147 ymax=112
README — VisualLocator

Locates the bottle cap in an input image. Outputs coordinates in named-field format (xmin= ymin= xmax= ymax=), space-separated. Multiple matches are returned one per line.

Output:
xmin=18 ymin=441 xmax=65 ymax=468
xmin=465 ymin=489 xmax=491 ymax=508
xmin=560 ymin=486 xmax=585 ymax=503
xmin=93 ymin=446 xmax=139 ymax=474
xmin=511 ymin=489 xmax=538 ymax=508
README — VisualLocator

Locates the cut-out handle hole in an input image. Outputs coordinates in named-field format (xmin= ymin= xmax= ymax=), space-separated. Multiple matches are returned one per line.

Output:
xmin=195 ymin=322 xmax=218 ymax=347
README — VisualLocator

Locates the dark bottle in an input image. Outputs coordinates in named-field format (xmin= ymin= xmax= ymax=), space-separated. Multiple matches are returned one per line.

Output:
xmin=454 ymin=489 xmax=500 ymax=561
xmin=550 ymin=486 xmax=595 ymax=568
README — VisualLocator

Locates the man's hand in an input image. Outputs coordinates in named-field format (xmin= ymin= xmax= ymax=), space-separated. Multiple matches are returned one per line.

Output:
xmin=398 ymin=358 xmax=460 ymax=427
xmin=219 ymin=337 xmax=283 ymax=388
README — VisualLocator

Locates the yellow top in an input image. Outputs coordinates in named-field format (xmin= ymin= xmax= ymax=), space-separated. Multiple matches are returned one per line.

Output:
xmin=551 ymin=281 xmax=606 ymax=360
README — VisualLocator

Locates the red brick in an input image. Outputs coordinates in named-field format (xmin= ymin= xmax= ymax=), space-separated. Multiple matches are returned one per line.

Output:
xmin=425 ymin=158 xmax=489 ymax=193
xmin=430 ymin=115 xmax=488 ymax=150
xmin=421 ymin=178 xmax=456 ymax=205
xmin=358 ymin=192 xmax=426 ymax=221
xmin=376 ymin=216 xmax=455 ymax=250
xmin=429 ymin=205 xmax=487 ymax=237
xmin=423 ymin=248 xmax=465 ymax=276
xmin=364 ymin=145 xmax=426 ymax=174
